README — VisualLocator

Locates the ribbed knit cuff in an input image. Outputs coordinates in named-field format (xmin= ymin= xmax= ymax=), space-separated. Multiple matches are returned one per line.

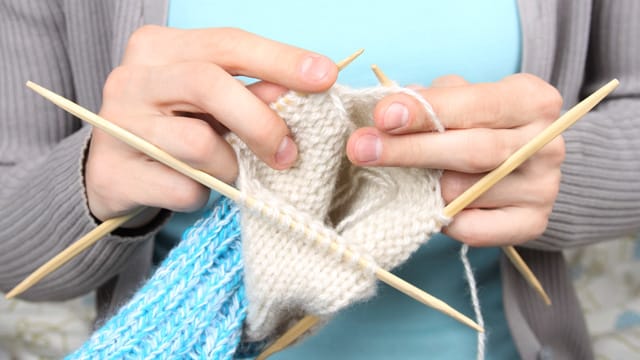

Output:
xmin=0 ymin=126 xmax=166 ymax=301
xmin=528 ymin=99 xmax=640 ymax=250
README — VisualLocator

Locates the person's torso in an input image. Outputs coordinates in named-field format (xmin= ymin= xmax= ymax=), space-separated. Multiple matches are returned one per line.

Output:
xmin=163 ymin=1 xmax=522 ymax=358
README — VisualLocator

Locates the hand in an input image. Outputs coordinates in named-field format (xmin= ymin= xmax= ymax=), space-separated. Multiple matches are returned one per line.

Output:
xmin=346 ymin=74 xmax=565 ymax=246
xmin=86 ymin=26 xmax=337 ymax=226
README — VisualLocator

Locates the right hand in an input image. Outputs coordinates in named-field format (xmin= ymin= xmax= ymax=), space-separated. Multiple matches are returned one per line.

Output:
xmin=85 ymin=26 xmax=337 ymax=226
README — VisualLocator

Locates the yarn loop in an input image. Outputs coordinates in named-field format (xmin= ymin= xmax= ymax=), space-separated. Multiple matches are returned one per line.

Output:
xmin=66 ymin=85 xmax=486 ymax=359
xmin=67 ymin=198 xmax=247 ymax=359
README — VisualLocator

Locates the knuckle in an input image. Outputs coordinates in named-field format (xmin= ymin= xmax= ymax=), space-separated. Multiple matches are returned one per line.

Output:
xmin=125 ymin=25 xmax=164 ymax=59
xmin=463 ymin=154 xmax=494 ymax=173
xmin=463 ymin=132 xmax=505 ymax=172
xmin=547 ymin=136 xmax=566 ymax=165
xmin=171 ymin=179 xmax=208 ymax=211
xmin=215 ymin=27 xmax=248 ymax=42
xmin=431 ymin=74 xmax=468 ymax=87
xmin=102 ymin=65 xmax=150 ymax=110
xmin=440 ymin=173 xmax=467 ymax=203
xmin=533 ymin=135 xmax=566 ymax=171
xmin=541 ymin=170 xmax=562 ymax=205
xmin=529 ymin=214 xmax=550 ymax=240
xmin=190 ymin=61 xmax=219 ymax=77
xmin=538 ymin=86 xmax=563 ymax=121
xmin=246 ymin=120 xmax=284 ymax=152
xmin=524 ymin=165 xmax=561 ymax=208
xmin=510 ymin=72 xmax=546 ymax=90
xmin=177 ymin=121 xmax=218 ymax=162
xmin=185 ymin=63 xmax=225 ymax=100
xmin=513 ymin=73 xmax=563 ymax=121
xmin=454 ymin=225 xmax=491 ymax=247
xmin=511 ymin=72 xmax=539 ymax=84
xmin=102 ymin=66 xmax=135 ymax=101
xmin=208 ymin=27 xmax=250 ymax=71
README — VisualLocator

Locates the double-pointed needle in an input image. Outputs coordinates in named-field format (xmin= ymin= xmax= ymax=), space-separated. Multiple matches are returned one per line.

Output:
xmin=7 ymin=50 xmax=482 ymax=335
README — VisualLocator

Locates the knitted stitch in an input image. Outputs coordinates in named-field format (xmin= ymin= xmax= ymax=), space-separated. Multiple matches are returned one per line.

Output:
xmin=66 ymin=198 xmax=247 ymax=359
xmin=229 ymin=85 xmax=447 ymax=341
xmin=68 ymin=84 xmax=451 ymax=359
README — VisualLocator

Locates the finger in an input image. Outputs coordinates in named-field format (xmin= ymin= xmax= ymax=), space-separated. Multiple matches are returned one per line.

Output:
xmin=92 ymin=115 xmax=239 ymax=183
xmin=347 ymin=127 xmax=523 ymax=172
xmin=247 ymin=81 xmax=290 ymax=104
xmin=373 ymin=74 xmax=559 ymax=134
xmin=443 ymin=207 xmax=550 ymax=247
xmin=440 ymin=167 xmax=561 ymax=209
xmin=172 ymin=80 xmax=293 ymax=134
xmin=144 ymin=115 xmax=239 ymax=183
xmin=123 ymin=26 xmax=338 ymax=92
xmin=104 ymin=63 xmax=297 ymax=170
xmin=373 ymin=93 xmax=439 ymax=134
xmin=92 ymin=116 xmax=238 ymax=188
xmin=430 ymin=74 xmax=469 ymax=88
xmin=122 ymin=159 xmax=212 ymax=213
xmin=85 ymin=136 xmax=215 ymax=220
xmin=392 ymin=73 xmax=469 ymax=91
xmin=415 ymin=73 xmax=562 ymax=129
xmin=171 ymin=111 xmax=230 ymax=136
xmin=405 ymin=84 xmax=426 ymax=91
xmin=93 ymin=114 xmax=237 ymax=180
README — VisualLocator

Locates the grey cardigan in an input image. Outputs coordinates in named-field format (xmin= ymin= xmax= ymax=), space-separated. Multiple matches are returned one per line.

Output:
xmin=1 ymin=1 xmax=639 ymax=359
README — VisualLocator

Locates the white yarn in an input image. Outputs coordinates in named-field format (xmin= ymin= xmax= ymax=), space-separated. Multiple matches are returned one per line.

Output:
xmin=461 ymin=244 xmax=486 ymax=360
xmin=228 ymin=84 xmax=469 ymax=343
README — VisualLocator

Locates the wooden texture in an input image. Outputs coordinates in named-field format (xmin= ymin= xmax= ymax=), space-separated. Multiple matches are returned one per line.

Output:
xmin=17 ymin=79 xmax=481 ymax=333
xmin=5 ymin=208 xmax=143 ymax=299
xmin=6 ymin=50 xmax=365 ymax=298
xmin=257 ymin=71 xmax=619 ymax=359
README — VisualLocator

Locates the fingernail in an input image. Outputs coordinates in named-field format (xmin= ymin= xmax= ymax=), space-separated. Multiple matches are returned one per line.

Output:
xmin=354 ymin=134 xmax=382 ymax=163
xmin=300 ymin=55 xmax=332 ymax=82
xmin=275 ymin=136 xmax=297 ymax=167
xmin=383 ymin=102 xmax=409 ymax=131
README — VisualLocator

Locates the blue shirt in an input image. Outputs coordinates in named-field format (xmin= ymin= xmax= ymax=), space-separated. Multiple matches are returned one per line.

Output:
xmin=164 ymin=1 xmax=521 ymax=358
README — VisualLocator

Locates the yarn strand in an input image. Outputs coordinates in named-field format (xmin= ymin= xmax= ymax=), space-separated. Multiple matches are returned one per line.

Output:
xmin=460 ymin=244 xmax=486 ymax=360
xmin=66 ymin=198 xmax=246 ymax=360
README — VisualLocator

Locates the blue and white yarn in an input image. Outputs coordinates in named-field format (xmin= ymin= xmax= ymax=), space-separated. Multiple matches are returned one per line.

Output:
xmin=65 ymin=85 xmax=482 ymax=359
xmin=67 ymin=197 xmax=247 ymax=360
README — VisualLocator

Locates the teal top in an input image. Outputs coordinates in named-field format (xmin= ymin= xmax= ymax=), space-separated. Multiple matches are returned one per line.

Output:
xmin=162 ymin=1 xmax=521 ymax=358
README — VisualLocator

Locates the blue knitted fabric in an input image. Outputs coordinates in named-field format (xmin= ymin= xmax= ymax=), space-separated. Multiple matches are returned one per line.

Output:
xmin=66 ymin=197 xmax=247 ymax=360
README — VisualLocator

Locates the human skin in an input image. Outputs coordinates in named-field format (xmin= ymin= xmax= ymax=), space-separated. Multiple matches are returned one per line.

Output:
xmin=347 ymin=74 xmax=565 ymax=247
xmin=86 ymin=26 xmax=338 ymax=227
xmin=87 ymin=26 xmax=565 ymax=247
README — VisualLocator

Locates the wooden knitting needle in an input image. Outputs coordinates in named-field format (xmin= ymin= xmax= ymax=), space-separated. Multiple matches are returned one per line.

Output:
xmin=255 ymin=315 xmax=321 ymax=360
xmin=5 ymin=208 xmax=144 ymax=299
xmin=4 ymin=50 xmax=365 ymax=300
xmin=374 ymin=65 xmax=554 ymax=305
xmin=337 ymin=48 xmax=364 ymax=69
xmin=257 ymin=72 xmax=620 ymax=359
xmin=11 ymin=52 xmax=482 ymax=332
xmin=371 ymin=64 xmax=394 ymax=87
xmin=21 ymin=80 xmax=482 ymax=332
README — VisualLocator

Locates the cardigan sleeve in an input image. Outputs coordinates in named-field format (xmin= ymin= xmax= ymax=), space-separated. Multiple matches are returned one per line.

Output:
xmin=529 ymin=0 xmax=640 ymax=250
xmin=0 ymin=0 xmax=164 ymax=301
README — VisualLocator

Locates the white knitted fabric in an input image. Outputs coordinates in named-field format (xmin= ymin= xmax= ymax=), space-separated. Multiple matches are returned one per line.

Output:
xmin=228 ymin=84 xmax=448 ymax=341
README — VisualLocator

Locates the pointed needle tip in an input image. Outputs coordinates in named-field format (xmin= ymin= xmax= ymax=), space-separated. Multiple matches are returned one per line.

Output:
xmin=336 ymin=48 xmax=365 ymax=71
xmin=5 ymin=287 xmax=20 ymax=299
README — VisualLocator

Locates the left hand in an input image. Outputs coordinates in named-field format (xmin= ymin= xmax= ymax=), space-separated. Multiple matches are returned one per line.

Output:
xmin=346 ymin=73 xmax=565 ymax=247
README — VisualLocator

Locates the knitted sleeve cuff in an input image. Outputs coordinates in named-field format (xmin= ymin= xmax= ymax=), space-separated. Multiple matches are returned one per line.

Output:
xmin=527 ymin=99 xmax=640 ymax=250
xmin=0 ymin=126 xmax=166 ymax=301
